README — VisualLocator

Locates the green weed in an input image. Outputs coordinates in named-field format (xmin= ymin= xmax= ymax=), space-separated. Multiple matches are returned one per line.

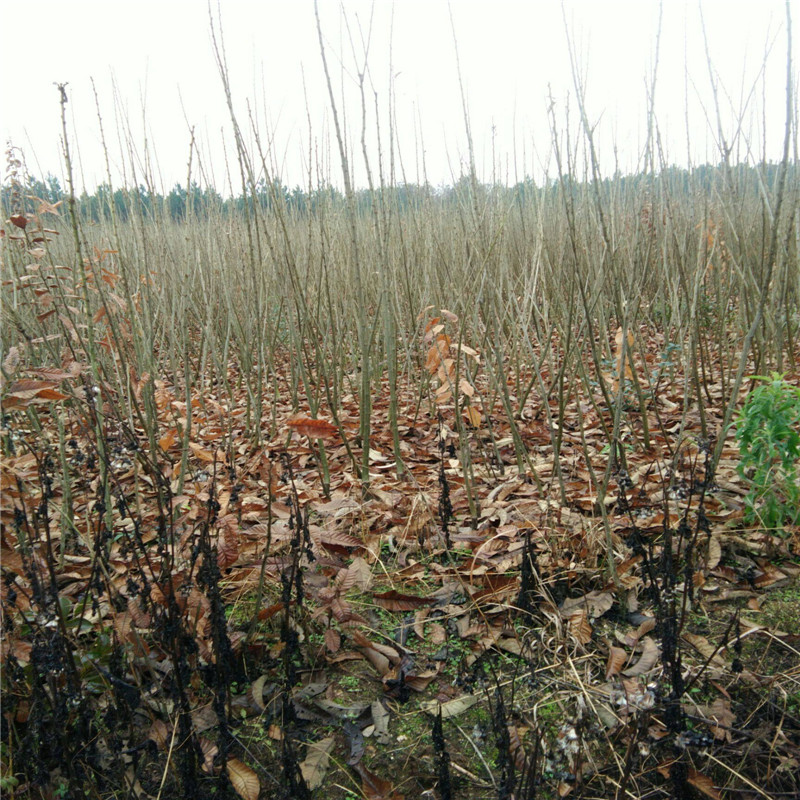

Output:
xmin=736 ymin=373 xmax=800 ymax=534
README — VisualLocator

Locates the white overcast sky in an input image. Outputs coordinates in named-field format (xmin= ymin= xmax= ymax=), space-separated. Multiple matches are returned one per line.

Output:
xmin=0 ymin=1 xmax=793 ymax=194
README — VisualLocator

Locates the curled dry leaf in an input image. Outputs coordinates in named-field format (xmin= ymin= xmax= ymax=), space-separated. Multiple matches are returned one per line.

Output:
xmin=226 ymin=758 xmax=260 ymax=800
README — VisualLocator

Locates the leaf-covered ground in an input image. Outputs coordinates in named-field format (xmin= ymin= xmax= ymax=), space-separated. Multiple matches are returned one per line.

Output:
xmin=2 ymin=326 xmax=799 ymax=800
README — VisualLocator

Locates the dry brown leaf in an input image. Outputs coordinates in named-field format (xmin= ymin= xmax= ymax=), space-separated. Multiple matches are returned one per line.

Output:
xmin=507 ymin=724 xmax=527 ymax=772
xmin=226 ymin=758 xmax=260 ymax=800
xmin=425 ymin=345 xmax=442 ymax=373
xmin=346 ymin=556 xmax=373 ymax=590
xmin=623 ymin=636 xmax=660 ymax=676
xmin=413 ymin=608 xmax=430 ymax=639
xmin=567 ymin=610 xmax=593 ymax=644
xmin=159 ymin=429 xmax=177 ymax=451
xmin=351 ymin=630 xmax=391 ymax=676
xmin=705 ymin=535 xmax=722 ymax=569
xmin=464 ymin=405 xmax=482 ymax=427
xmin=216 ymin=520 xmax=239 ymax=570
xmin=629 ymin=616 xmax=656 ymax=644
xmin=2 ymin=346 xmax=19 ymax=374
xmin=459 ymin=378 xmax=475 ymax=398
xmin=429 ymin=622 xmax=447 ymax=644
xmin=199 ymin=737 xmax=218 ymax=774
xmin=300 ymin=736 xmax=336 ymax=790
xmin=147 ymin=719 xmax=170 ymax=749
xmin=26 ymin=366 xmax=74 ymax=381
xmin=248 ymin=675 xmax=269 ymax=712
xmin=606 ymin=645 xmax=628 ymax=679
xmin=420 ymin=694 xmax=479 ymax=718
xmin=315 ymin=530 xmax=364 ymax=549
xmin=372 ymin=590 xmax=432 ymax=611
xmin=688 ymin=769 xmax=722 ymax=799
xmin=324 ymin=628 xmax=341 ymax=653
xmin=682 ymin=632 xmax=727 ymax=668
xmin=353 ymin=761 xmax=404 ymax=800
xmin=3 ymin=379 xmax=69 ymax=407
xmin=612 ymin=326 xmax=635 ymax=391
xmin=286 ymin=416 xmax=338 ymax=439
xmin=188 ymin=442 xmax=224 ymax=463
xmin=704 ymin=697 xmax=735 ymax=741
xmin=560 ymin=591 xmax=614 ymax=619
xmin=334 ymin=566 xmax=358 ymax=592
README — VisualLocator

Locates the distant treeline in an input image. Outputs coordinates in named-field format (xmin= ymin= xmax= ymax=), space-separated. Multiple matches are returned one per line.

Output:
xmin=1 ymin=161 xmax=792 ymax=223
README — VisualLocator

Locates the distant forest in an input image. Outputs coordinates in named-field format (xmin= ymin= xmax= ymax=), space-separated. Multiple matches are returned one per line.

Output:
xmin=1 ymin=161 xmax=793 ymax=223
